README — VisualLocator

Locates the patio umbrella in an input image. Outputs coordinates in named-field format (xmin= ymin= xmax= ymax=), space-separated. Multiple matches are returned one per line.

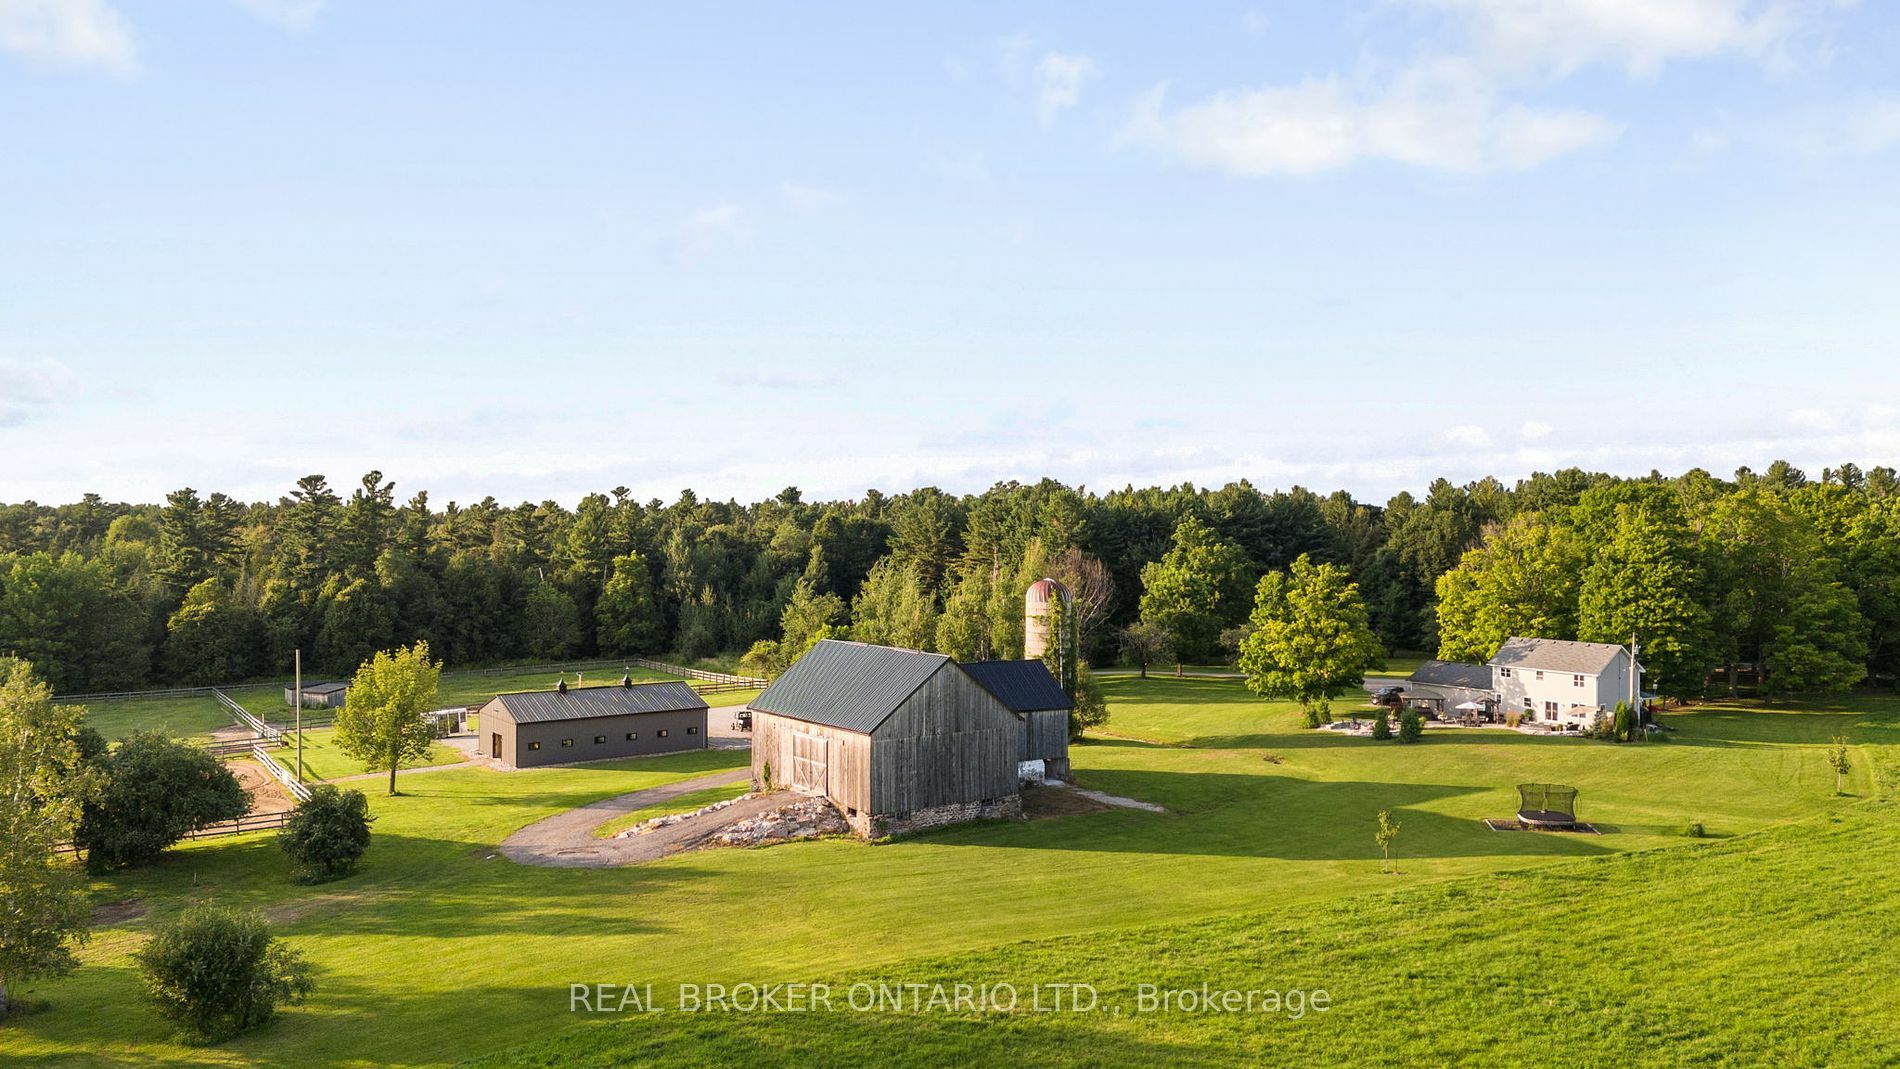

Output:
xmin=1454 ymin=700 xmax=1485 ymax=711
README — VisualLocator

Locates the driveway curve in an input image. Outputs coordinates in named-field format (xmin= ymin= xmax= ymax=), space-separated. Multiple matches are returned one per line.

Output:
xmin=498 ymin=768 xmax=776 ymax=868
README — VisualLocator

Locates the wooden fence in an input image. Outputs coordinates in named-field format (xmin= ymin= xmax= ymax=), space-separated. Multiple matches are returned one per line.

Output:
xmin=55 ymin=808 xmax=296 ymax=857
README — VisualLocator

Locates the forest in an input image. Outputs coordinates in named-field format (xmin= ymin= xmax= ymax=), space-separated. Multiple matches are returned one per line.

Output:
xmin=0 ymin=459 xmax=1893 ymax=698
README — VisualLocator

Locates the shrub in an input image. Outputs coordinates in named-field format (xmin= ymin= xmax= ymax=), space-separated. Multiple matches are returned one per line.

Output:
xmin=1301 ymin=707 xmax=1326 ymax=729
xmin=76 ymin=732 xmax=247 ymax=872
xmin=1397 ymin=709 xmax=1423 ymax=744
xmin=278 ymin=785 xmax=373 ymax=884
xmin=1611 ymin=702 xmax=1634 ymax=744
xmin=1683 ymin=820 xmax=1706 ymax=838
xmin=1371 ymin=709 xmax=1392 ymax=740
xmin=134 ymin=907 xmax=313 ymax=1043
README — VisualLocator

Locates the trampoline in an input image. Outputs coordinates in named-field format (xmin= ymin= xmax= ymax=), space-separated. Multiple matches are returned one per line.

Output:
xmin=1516 ymin=783 xmax=1579 ymax=827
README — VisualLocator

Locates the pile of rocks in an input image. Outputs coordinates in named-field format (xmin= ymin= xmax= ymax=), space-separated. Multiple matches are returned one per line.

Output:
xmin=616 ymin=794 xmax=753 ymax=838
xmin=707 ymin=796 xmax=848 ymax=848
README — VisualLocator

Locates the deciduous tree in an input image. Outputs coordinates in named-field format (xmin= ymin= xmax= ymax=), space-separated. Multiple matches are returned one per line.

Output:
xmin=334 ymin=642 xmax=442 ymax=796
xmin=1239 ymin=555 xmax=1385 ymax=727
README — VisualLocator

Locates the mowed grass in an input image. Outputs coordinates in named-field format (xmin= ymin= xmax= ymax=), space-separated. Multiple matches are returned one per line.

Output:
xmin=591 ymin=782 xmax=753 ymax=839
xmin=273 ymin=727 xmax=467 ymax=783
xmin=474 ymin=807 xmax=1900 ymax=1068
xmin=7 ymin=678 xmax=1890 ymax=1069
xmin=61 ymin=694 xmax=236 ymax=741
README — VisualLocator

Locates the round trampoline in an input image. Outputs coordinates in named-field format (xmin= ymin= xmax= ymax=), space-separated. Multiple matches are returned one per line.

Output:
xmin=1516 ymin=783 xmax=1579 ymax=827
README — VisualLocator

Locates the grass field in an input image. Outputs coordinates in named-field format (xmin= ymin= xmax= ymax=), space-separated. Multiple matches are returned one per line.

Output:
xmin=65 ymin=694 xmax=235 ymax=740
xmin=591 ymin=782 xmax=754 ymax=839
xmin=6 ymin=677 xmax=1891 ymax=1068
xmin=268 ymin=727 xmax=468 ymax=783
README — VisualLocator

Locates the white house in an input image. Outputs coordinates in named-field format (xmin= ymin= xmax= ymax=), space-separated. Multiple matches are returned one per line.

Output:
xmin=1386 ymin=637 xmax=1645 ymax=730
xmin=1489 ymin=637 xmax=1642 ymax=728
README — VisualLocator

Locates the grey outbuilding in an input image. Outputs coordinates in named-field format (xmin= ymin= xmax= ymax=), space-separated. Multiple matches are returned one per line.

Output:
xmin=477 ymin=679 xmax=709 ymax=769
xmin=285 ymin=680 xmax=350 ymax=709
xmin=747 ymin=640 xmax=1025 ymax=837
xmin=961 ymin=659 xmax=1072 ymax=781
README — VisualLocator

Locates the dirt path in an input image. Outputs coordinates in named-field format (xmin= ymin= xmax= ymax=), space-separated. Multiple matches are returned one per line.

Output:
xmin=498 ymin=768 xmax=776 ymax=868
xmin=228 ymin=757 xmax=298 ymax=814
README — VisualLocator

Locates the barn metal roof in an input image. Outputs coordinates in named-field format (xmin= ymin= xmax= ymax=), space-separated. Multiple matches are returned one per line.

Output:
xmin=295 ymin=681 xmax=349 ymax=695
xmin=1407 ymin=660 xmax=1495 ymax=690
xmin=1488 ymin=637 xmax=1628 ymax=676
xmin=749 ymin=639 xmax=951 ymax=734
xmin=961 ymin=659 xmax=1073 ymax=712
xmin=485 ymin=681 xmax=707 ymax=724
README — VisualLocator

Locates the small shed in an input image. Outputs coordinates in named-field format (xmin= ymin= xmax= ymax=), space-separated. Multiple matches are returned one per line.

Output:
xmin=477 ymin=680 xmax=708 ymax=769
xmin=961 ymin=659 xmax=1073 ymax=780
xmin=748 ymin=640 xmax=1023 ymax=837
xmin=285 ymin=680 xmax=350 ymax=709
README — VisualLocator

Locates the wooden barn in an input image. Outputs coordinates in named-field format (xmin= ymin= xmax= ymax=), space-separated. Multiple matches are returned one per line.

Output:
xmin=477 ymin=679 xmax=708 ymax=769
xmin=961 ymin=659 xmax=1072 ymax=780
xmin=747 ymin=640 xmax=1024 ymax=837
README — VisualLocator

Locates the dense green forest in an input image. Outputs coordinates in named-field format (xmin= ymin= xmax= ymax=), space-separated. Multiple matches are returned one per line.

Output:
xmin=0 ymin=460 xmax=1894 ymax=697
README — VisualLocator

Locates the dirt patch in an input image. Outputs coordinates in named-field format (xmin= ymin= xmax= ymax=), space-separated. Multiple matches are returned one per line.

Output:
xmin=91 ymin=898 xmax=147 ymax=926
xmin=1021 ymin=784 xmax=1110 ymax=819
xmin=228 ymin=758 xmax=298 ymax=815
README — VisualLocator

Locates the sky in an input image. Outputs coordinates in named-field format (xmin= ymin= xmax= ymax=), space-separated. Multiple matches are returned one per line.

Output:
xmin=2 ymin=1 xmax=1898 ymax=508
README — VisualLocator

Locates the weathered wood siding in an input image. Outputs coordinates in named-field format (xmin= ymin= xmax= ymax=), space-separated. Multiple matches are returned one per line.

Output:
xmin=1020 ymin=708 xmax=1070 ymax=768
xmin=869 ymin=664 xmax=1020 ymax=815
xmin=750 ymin=711 xmax=872 ymax=816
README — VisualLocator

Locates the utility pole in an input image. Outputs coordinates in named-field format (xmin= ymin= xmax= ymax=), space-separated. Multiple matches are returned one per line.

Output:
xmin=294 ymin=648 xmax=305 ymax=783
xmin=1628 ymin=633 xmax=1640 ymax=725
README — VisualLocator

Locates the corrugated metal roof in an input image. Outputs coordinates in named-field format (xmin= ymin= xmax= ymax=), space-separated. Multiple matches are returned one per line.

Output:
xmin=486 ymin=681 xmax=707 ymax=725
xmin=961 ymin=660 xmax=1073 ymax=712
xmin=1488 ymin=637 xmax=1626 ymax=676
xmin=749 ymin=639 xmax=950 ymax=734
xmin=1407 ymin=660 xmax=1494 ymax=690
xmin=297 ymin=681 xmax=349 ymax=695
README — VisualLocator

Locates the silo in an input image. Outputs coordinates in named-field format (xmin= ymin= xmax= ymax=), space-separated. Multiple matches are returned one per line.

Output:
xmin=1024 ymin=578 xmax=1068 ymax=661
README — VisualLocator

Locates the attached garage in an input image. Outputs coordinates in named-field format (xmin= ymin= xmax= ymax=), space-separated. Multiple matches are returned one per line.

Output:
xmin=747 ymin=640 xmax=1024 ymax=837
xmin=477 ymin=680 xmax=709 ymax=769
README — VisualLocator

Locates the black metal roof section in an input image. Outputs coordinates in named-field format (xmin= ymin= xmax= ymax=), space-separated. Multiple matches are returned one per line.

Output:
xmin=1407 ymin=660 xmax=1494 ymax=690
xmin=961 ymin=659 xmax=1073 ymax=712
xmin=486 ymin=681 xmax=708 ymax=725
xmin=749 ymin=639 xmax=951 ymax=734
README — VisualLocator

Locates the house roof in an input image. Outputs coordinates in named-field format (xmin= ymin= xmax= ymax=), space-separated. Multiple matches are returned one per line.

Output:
xmin=749 ymin=639 xmax=951 ymax=734
xmin=484 ymin=681 xmax=707 ymax=725
xmin=1488 ymin=637 xmax=1627 ymax=676
xmin=296 ymin=681 xmax=349 ymax=695
xmin=1407 ymin=660 xmax=1494 ymax=690
xmin=962 ymin=659 xmax=1073 ymax=713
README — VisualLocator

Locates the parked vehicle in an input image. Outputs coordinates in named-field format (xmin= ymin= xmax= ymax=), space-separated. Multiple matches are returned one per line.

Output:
xmin=730 ymin=709 xmax=753 ymax=732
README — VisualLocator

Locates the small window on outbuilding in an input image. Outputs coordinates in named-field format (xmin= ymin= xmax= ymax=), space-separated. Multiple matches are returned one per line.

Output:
xmin=687 ymin=726 xmax=698 ymax=735
xmin=626 ymin=731 xmax=638 ymax=741
xmin=528 ymin=741 xmax=541 ymax=751
xmin=657 ymin=729 xmax=669 ymax=738
xmin=561 ymin=738 xmax=573 ymax=748
xmin=594 ymin=735 xmax=606 ymax=745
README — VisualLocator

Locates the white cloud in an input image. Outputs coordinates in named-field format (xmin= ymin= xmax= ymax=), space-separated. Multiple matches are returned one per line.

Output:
xmin=671 ymin=203 xmax=748 ymax=262
xmin=1125 ymin=58 xmax=1622 ymax=175
xmin=1412 ymin=0 xmax=1819 ymax=79
xmin=1840 ymin=97 xmax=1900 ymax=154
xmin=779 ymin=182 xmax=840 ymax=212
xmin=1788 ymin=407 xmax=1837 ymax=431
xmin=0 ymin=357 xmax=78 ymax=427
xmin=231 ymin=0 xmax=325 ymax=30
xmin=1445 ymin=424 xmax=1493 ymax=446
xmin=1036 ymin=51 xmax=1097 ymax=126
xmin=1521 ymin=420 xmax=1553 ymax=440
xmin=1241 ymin=10 xmax=1270 ymax=37
xmin=0 ymin=0 xmax=137 ymax=76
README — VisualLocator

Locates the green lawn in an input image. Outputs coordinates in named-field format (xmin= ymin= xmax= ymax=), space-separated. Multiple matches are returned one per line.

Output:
xmin=475 ymin=806 xmax=1900 ymax=1068
xmin=8 ymin=678 xmax=1890 ymax=1068
xmin=270 ymin=726 xmax=467 ymax=783
xmin=62 ymin=694 xmax=238 ymax=741
xmin=590 ymin=782 xmax=753 ymax=839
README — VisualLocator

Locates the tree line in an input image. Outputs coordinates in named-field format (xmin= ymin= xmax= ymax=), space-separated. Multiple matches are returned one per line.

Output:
xmin=0 ymin=459 xmax=1894 ymax=697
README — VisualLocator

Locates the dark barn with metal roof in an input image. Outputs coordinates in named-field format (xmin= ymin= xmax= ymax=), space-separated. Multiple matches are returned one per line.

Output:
xmin=962 ymin=659 xmax=1073 ymax=779
xmin=477 ymin=680 xmax=708 ymax=768
xmin=748 ymin=640 xmax=1025 ymax=836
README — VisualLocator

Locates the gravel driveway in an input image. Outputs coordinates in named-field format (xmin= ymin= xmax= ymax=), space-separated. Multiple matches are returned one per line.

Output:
xmin=497 ymin=767 xmax=781 ymax=868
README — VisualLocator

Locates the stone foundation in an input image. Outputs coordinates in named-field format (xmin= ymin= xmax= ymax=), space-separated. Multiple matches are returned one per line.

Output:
xmin=853 ymin=794 xmax=1024 ymax=839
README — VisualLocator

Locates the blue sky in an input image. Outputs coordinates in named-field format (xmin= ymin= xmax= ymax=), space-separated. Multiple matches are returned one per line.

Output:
xmin=2 ymin=1 xmax=1897 ymax=507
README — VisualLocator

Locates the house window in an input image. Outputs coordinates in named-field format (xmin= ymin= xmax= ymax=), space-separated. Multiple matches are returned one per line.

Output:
xmin=1573 ymin=674 xmax=1585 ymax=687
xmin=625 ymin=732 xmax=638 ymax=741
xmin=593 ymin=735 xmax=606 ymax=745
xmin=657 ymin=729 xmax=669 ymax=738
xmin=1499 ymin=667 xmax=1512 ymax=678
xmin=528 ymin=741 xmax=541 ymax=751
xmin=560 ymin=738 xmax=573 ymax=748
xmin=687 ymin=726 xmax=698 ymax=735
xmin=1544 ymin=701 xmax=1558 ymax=719
xmin=1534 ymin=671 xmax=1544 ymax=681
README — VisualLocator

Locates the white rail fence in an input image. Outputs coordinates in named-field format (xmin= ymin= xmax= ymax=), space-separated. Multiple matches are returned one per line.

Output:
xmin=250 ymin=742 xmax=311 ymax=802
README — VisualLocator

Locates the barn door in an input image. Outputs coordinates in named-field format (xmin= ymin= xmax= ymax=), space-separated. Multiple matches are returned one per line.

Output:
xmin=790 ymin=732 xmax=828 ymax=795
